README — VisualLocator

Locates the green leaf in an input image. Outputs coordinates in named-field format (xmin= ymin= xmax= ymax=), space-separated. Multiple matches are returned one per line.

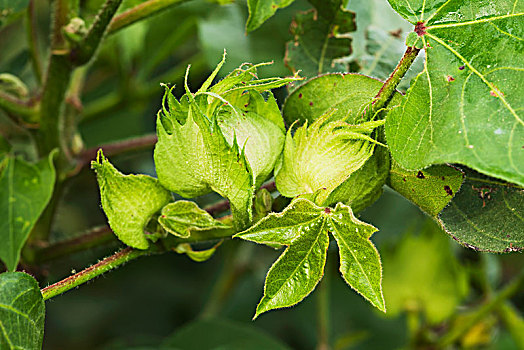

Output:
xmin=0 ymin=153 xmax=56 ymax=271
xmin=0 ymin=272 xmax=45 ymax=349
xmin=387 ymin=162 xmax=465 ymax=217
xmin=284 ymin=0 xmax=356 ymax=78
xmin=438 ymin=168 xmax=524 ymax=252
xmin=246 ymin=0 xmax=295 ymax=32
xmin=385 ymin=0 xmax=524 ymax=186
xmin=382 ymin=222 xmax=468 ymax=324
xmin=158 ymin=200 xmax=228 ymax=238
xmin=329 ymin=202 xmax=385 ymax=311
xmin=92 ymin=150 xmax=172 ymax=250
xmin=235 ymin=198 xmax=384 ymax=317
xmin=174 ymin=241 xmax=222 ymax=262
xmin=162 ymin=318 xmax=291 ymax=349
xmin=283 ymin=73 xmax=402 ymax=126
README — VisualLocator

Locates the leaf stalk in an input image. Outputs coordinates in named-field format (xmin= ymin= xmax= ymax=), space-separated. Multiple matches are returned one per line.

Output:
xmin=372 ymin=46 xmax=420 ymax=113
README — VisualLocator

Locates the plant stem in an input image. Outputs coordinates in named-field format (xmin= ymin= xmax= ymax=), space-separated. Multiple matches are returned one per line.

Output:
xmin=41 ymin=247 xmax=150 ymax=300
xmin=70 ymin=0 xmax=124 ymax=66
xmin=0 ymin=91 xmax=39 ymax=124
xmin=438 ymin=270 xmax=524 ymax=346
xmin=107 ymin=0 xmax=190 ymax=35
xmin=316 ymin=257 xmax=331 ymax=350
xmin=71 ymin=134 xmax=158 ymax=176
xmin=372 ymin=46 xmax=420 ymax=113
xmin=32 ymin=226 xmax=117 ymax=264
xmin=26 ymin=0 xmax=43 ymax=85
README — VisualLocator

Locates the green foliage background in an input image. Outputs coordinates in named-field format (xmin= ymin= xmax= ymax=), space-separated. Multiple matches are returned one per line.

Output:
xmin=0 ymin=0 xmax=523 ymax=349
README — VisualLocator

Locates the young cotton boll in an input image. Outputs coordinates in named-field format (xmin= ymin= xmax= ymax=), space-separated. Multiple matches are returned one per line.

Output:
xmin=276 ymin=111 xmax=385 ymax=206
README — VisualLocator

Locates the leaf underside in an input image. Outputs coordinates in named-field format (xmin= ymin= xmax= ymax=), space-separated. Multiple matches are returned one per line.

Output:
xmin=438 ymin=168 xmax=524 ymax=252
xmin=385 ymin=0 xmax=524 ymax=186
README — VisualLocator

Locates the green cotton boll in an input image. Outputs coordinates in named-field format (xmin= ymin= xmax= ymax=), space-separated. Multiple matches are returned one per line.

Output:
xmin=276 ymin=111 xmax=384 ymax=206
xmin=154 ymin=53 xmax=301 ymax=230
xmin=216 ymin=90 xmax=285 ymax=188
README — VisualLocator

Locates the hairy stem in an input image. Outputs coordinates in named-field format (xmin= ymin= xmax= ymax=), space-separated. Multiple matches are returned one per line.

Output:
xmin=70 ymin=0 xmax=124 ymax=65
xmin=108 ymin=0 xmax=190 ymax=35
xmin=373 ymin=46 xmax=420 ymax=113
xmin=41 ymin=247 xmax=151 ymax=300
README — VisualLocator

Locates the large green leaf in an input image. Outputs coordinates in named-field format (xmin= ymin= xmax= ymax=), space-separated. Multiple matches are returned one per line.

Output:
xmin=438 ymin=168 xmax=524 ymax=252
xmin=284 ymin=0 xmax=356 ymax=79
xmin=92 ymin=150 xmax=172 ymax=249
xmin=382 ymin=222 xmax=468 ymax=324
xmin=246 ymin=0 xmax=295 ymax=32
xmin=158 ymin=200 xmax=228 ymax=238
xmin=235 ymin=198 xmax=384 ymax=318
xmin=385 ymin=0 xmax=524 ymax=186
xmin=0 ymin=272 xmax=45 ymax=349
xmin=387 ymin=162 xmax=465 ymax=216
xmin=0 ymin=153 xmax=56 ymax=271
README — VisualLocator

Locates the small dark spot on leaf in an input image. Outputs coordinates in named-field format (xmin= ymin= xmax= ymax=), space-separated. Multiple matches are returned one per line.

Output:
xmin=507 ymin=234 xmax=511 ymax=238
xmin=411 ymin=189 xmax=415 ymax=192
xmin=309 ymin=102 xmax=314 ymax=106
xmin=402 ymin=177 xmax=407 ymax=182
xmin=444 ymin=185 xmax=453 ymax=196
xmin=441 ymin=176 xmax=445 ymax=180
xmin=244 ymin=104 xmax=249 ymax=108
xmin=459 ymin=65 xmax=465 ymax=70
xmin=298 ymin=93 xmax=303 ymax=98
xmin=447 ymin=75 xmax=455 ymax=82
xmin=271 ymin=4 xmax=277 ymax=9
xmin=416 ymin=171 xmax=425 ymax=179
xmin=324 ymin=207 xmax=331 ymax=214
xmin=333 ymin=83 xmax=337 ymax=87
xmin=161 ymin=215 xmax=166 ymax=218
